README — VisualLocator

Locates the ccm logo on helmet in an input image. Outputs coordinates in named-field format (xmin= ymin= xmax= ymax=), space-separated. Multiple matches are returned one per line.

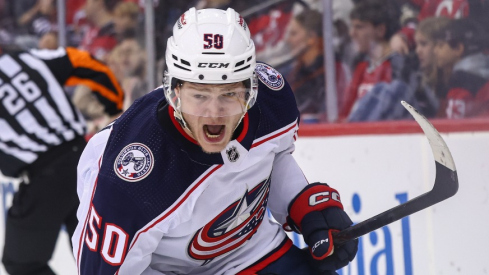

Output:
xmin=198 ymin=63 xmax=230 ymax=68
xmin=309 ymin=191 xmax=340 ymax=206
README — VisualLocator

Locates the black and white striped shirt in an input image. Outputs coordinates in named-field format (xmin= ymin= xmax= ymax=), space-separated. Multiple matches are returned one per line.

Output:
xmin=0 ymin=47 xmax=123 ymax=177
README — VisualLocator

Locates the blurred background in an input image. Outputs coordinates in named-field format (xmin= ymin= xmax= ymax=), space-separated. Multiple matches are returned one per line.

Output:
xmin=1 ymin=0 xmax=488 ymax=131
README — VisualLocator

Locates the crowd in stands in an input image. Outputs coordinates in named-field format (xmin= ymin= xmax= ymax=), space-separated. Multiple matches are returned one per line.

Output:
xmin=1 ymin=0 xmax=488 ymax=131
xmin=339 ymin=0 xmax=489 ymax=122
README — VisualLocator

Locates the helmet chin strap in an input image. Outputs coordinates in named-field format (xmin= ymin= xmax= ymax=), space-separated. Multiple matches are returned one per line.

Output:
xmin=170 ymin=97 xmax=194 ymax=139
xmin=173 ymin=109 xmax=199 ymax=142
xmin=234 ymin=95 xmax=254 ymax=131
xmin=234 ymin=112 xmax=246 ymax=132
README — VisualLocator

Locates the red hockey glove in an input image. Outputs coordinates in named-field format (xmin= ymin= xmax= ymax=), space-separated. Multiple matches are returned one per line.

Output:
xmin=286 ymin=182 xmax=358 ymax=273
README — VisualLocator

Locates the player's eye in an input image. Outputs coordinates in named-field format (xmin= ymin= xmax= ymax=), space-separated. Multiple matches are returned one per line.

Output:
xmin=222 ymin=92 xmax=236 ymax=97
xmin=193 ymin=94 xmax=207 ymax=100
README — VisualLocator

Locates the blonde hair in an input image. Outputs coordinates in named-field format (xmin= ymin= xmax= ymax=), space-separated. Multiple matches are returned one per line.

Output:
xmin=416 ymin=17 xmax=451 ymax=88
xmin=417 ymin=17 xmax=451 ymax=41
xmin=113 ymin=2 xmax=139 ymax=20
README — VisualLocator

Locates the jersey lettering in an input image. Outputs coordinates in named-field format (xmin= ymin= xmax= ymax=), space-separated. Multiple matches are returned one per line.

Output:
xmin=85 ymin=206 xmax=102 ymax=251
xmin=84 ymin=205 xmax=129 ymax=266
xmin=12 ymin=72 xmax=42 ymax=101
xmin=101 ymin=224 xmax=128 ymax=265
xmin=0 ymin=58 xmax=44 ymax=116
xmin=203 ymin=34 xmax=224 ymax=49
xmin=0 ymin=83 xmax=25 ymax=115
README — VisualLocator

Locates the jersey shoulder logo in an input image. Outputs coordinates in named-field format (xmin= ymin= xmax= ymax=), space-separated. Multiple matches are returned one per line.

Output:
xmin=114 ymin=143 xmax=154 ymax=182
xmin=255 ymin=63 xmax=285 ymax=91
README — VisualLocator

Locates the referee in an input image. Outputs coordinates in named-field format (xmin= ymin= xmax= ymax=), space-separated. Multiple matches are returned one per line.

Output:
xmin=0 ymin=46 xmax=124 ymax=275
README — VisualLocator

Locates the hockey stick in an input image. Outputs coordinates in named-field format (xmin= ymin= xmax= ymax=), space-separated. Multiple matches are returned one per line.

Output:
xmin=333 ymin=101 xmax=459 ymax=246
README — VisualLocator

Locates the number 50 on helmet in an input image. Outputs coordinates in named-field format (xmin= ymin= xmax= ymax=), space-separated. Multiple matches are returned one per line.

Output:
xmin=163 ymin=7 xmax=258 ymax=118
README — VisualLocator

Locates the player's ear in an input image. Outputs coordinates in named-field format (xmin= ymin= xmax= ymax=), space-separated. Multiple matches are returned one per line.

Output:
xmin=174 ymin=82 xmax=183 ymax=97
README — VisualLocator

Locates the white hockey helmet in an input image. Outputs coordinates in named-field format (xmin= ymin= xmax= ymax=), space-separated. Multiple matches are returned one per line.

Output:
xmin=163 ymin=7 xmax=258 ymax=119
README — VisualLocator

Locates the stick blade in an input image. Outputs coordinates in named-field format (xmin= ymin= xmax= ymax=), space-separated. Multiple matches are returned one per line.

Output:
xmin=333 ymin=102 xmax=459 ymax=245
xmin=401 ymin=101 xmax=456 ymax=172
xmin=402 ymin=101 xmax=459 ymax=200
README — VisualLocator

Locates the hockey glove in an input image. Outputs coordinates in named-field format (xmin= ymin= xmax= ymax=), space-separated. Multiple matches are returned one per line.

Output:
xmin=286 ymin=182 xmax=358 ymax=273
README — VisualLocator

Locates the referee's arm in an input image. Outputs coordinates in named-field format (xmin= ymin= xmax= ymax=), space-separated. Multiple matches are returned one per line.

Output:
xmin=41 ymin=47 xmax=125 ymax=116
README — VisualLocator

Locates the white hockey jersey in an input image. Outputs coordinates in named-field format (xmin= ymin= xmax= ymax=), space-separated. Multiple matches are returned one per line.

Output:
xmin=72 ymin=64 xmax=309 ymax=274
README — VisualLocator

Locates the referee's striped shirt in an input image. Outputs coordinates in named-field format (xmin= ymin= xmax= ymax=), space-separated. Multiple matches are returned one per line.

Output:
xmin=0 ymin=47 xmax=123 ymax=177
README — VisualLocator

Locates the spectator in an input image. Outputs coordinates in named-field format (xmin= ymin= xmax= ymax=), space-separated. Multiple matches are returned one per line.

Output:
xmin=113 ymin=1 xmax=142 ymax=42
xmin=340 ymin=0 xmax=403 ymax=120
xmin=390 ymin=0 xmax=470 ymax=55
xmin=410 ymin=16 xmax=451 ymax=117
xmin=284 ymin=9 xmax=350 ymax=123
xmin=13 ymin=0 xmax=57 ymax=48
xmin=334 ymin=14 xmax=357 ymax=70
xmin=78 ymin=0 xmax=119 ymax=61
xmin=345 ymin=15 xmax=449 ymax=122
xmin=0 ymin=0 xmax=15 ymax=46
xmin=108 ymin=32 xmax=147 ymax=110
xmin=433 ymin=18 xmax=489 ymax=118
xmin=309 ymin=0 xmax=356 ymax=68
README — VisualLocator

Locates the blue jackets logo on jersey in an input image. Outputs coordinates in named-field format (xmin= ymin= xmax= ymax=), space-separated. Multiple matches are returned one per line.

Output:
xmin=114 ymin=143 xmax=154 ymax=182
xmin=187 ymin=177 xmax=270 ymax=264
xmin=255 ymin=63 xmax=284 ymax=90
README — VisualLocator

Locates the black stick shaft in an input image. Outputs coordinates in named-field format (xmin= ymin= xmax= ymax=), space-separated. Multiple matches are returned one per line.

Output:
xmin=333 ymin=162 xmax=458 ymax=246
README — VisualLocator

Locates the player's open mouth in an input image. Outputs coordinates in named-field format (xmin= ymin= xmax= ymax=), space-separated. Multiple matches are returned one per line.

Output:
xmin=203 ymin=125 xmax=225 ymax=142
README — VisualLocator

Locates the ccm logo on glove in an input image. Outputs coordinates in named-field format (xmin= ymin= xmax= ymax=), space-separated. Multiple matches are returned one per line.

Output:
xmin=288 ymin=183 xmax=344 ymax=230
xmin=309 ymin=191 xmax=340 ymax=206
xmin=312 ymin=238 xmax=330 ymax=253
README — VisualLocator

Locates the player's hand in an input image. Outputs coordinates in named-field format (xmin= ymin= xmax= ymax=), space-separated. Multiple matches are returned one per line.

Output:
xmin=302 ymin=208 xmax=358 ymax=273
xmin=286 ymin=182 xmax=358 ymax=274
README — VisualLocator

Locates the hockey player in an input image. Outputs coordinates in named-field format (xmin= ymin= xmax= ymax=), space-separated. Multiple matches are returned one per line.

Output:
xmin=0 ymin=46 xmax=123 ymax=274
xmin=73 ymin=7 xmax=358 ymax=275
